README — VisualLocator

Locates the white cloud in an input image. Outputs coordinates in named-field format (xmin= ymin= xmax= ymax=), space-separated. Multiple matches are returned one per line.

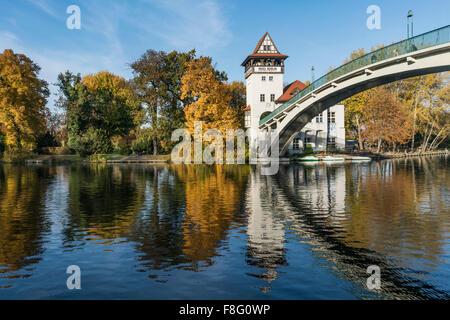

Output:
xmin=0 ymin=30 xmax=127 ymax=111
xmin=26 ymin=0 xmax=59 ymax=19
xmin=125 ymin=0 xmax=232 ymax=50
xmin=0 ymin=0 xmax=233 ymax=110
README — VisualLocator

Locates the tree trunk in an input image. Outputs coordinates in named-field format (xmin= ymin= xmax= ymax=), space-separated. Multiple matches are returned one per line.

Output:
xmin=420 ymin=127 xmax=429 ymax=153
xmin=356 ymin=116 xmax=363 ymax=151
xmin=153 ymin=136 xmax=158 ymax=155
xmin=377 ymin=138 xmax=382 ymax=153
xmin=428 ymin=127 xmax=444 ymax=150
xmin=411 ymin=97 xmax=418 ymax=152
xmin=433 ymin=133 xmax=448 ymax=150
xmin=423 ymin=127 xmax=433 ymax=152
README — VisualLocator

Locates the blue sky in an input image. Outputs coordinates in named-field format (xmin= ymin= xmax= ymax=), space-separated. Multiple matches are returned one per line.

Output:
xmin=1 ymin=0 xmax=449 ymax=109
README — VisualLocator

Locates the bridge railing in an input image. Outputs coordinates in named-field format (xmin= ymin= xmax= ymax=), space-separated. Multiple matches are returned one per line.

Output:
xmin=260 ymin=25 xmax=450 ymax=126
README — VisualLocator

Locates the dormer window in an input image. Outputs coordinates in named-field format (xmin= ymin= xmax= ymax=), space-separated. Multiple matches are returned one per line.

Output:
xmin=291 ymin=88 xmax=301 ymax=96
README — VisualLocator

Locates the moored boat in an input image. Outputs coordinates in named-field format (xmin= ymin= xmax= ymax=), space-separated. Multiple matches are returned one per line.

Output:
xmin=298 ymin=156 xmax=319 ymax=162
xmin=321 ymin=156 xmax=345 ymax=161
xmin=350 ymin=156 xmax=372 ymax=161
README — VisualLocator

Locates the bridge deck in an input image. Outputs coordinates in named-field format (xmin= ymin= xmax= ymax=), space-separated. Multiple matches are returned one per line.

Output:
xmin=259 ymin=25 xmax=450 ymax=127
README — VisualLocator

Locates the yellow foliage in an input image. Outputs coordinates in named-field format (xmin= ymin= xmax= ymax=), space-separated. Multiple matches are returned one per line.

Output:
xmin=181 ymin=57 xmax=240 ymax=135
xmin=0 ymin=49 xmax=49 ymax=150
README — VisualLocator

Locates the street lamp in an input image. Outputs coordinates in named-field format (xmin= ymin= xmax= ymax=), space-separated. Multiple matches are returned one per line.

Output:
xmin=311 ymin=66 xmax=315 ymax=82
xmin=407 ymin=10 xmax=413 ymax=38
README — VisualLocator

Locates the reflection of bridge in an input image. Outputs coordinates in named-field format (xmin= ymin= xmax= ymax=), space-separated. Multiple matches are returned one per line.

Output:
xmin=259 ymin=26 xmax=450 ymax=156
xmin=246 ymin=163 xmax=449 ymax=299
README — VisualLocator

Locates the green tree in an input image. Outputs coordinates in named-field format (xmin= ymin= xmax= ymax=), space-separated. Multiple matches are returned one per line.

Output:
xmin=56 ymin=71 xmax=138 ymax=156
xmin=131 ymin=49 xmax=195 ymax=155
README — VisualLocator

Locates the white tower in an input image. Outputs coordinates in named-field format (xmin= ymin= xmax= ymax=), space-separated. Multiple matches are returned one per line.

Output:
xmin=242 ymin=33 xmax=288 ymax=152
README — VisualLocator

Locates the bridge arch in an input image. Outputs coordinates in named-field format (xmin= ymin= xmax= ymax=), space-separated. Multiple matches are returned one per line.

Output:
xmin=259 ymin=26 xmax=450 ymax=156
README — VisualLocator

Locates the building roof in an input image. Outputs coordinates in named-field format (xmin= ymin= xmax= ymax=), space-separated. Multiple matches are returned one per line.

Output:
xmin=276 ymin=80 xmax=307 ymax=103
xmin=241 ymin=32 xmax=288 ymax=66
xmin=243 ymin=105 xmax=251 ymax=111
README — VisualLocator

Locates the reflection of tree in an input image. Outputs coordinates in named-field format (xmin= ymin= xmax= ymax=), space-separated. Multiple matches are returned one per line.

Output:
xmin=173 ymin=165 xmax=250 ymax=269
xmin=0 ymin=165 xmax=51 ymax=275
xmin=343 ymin=159 xmax=448 ymax=267
xmin=63 ymin=164 xmax=145 ymax=242
xmin=63 ymin=164 xmax=250 ymax=272
xmin=128 ymin=165 xmax=187 ymax=270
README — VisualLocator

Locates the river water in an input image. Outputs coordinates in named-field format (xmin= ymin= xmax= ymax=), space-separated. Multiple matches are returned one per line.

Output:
xmin=0 ymin=156 xmax=448 ymax=299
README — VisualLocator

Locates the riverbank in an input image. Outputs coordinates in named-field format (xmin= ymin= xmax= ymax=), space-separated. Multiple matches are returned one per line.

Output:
xmin=290 ymin=150 xmax=448 ymax=163
xmin=2 ymin=150 xmax=447 ymax=164
xmin=348 ymin=149 xmax=449 ymax=160
xmin=1 ymin=154 xmax=170 ymax=164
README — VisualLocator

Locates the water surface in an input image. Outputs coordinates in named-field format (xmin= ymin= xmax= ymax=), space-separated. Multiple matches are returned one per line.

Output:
xmin=0 ymin=156 xmax=448 ymax=299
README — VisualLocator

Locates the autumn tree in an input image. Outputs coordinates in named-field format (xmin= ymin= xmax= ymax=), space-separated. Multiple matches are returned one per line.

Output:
xmin=181 ymin=57 xmax=241 ymax=134
xmin=0 ymin=49 xmax=49 ymax=150
xmin=341 ymin=49 xmax=369 ymax=150
xmin=362 ymin=87 xmax=412 ymax=153
xmin=413 ymin=73 xmax=449 ymax=151
xmin=131 ymin=49 xmax=195 ymax=155
xmin=226 ymin=81 xmax=246 ymax=128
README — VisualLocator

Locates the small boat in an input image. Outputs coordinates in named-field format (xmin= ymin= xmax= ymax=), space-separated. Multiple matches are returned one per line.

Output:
xmin=321 ymin=156 xmax=345 ymax=162
xmin=298 ymin=156 xmax=319 ymax=162
xmin=350 ymin=156 xmax=371 ymax=162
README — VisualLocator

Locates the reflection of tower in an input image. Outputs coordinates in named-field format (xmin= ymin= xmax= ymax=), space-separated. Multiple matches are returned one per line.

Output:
xmin=245 ymin=169 xmax=287 ymax=290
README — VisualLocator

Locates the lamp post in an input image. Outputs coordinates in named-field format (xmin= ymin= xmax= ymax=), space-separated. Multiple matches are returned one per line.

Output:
xmin=311 ymin=66 xmax=315 ymax=83
xmin=407 ymin=10 xmax=413 ymax=38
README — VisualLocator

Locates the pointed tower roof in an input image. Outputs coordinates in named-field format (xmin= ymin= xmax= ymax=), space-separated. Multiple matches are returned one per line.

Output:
xmin=241 ymin=32 xmax=288 ymax=66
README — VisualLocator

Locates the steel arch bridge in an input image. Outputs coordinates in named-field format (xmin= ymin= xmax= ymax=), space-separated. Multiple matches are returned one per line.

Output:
xmin=259 ymin=25 xmax=450 ymax=156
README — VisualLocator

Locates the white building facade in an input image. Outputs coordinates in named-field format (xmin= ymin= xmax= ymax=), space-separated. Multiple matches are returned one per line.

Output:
xmin=242 ymin=33 xmax=345 ymax=154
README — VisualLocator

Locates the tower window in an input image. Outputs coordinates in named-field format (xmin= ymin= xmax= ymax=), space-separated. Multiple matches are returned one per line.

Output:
xmin=262 ymin=76 xmax=266 ymax=81
xmin=245 ymin=111 xmax=251 ymax=128
xmin=270 ymin=94 xmax=275 ymax=102
xmin=269 ymin=76 xmax=273 ymax=81
xmin=293 ymin=138 xmax=300 ymax=150
xmin=327 ymin=137 xmax=336 ymax=148
xmin=260 ymin=94 xmax=265 ymax=102
xmin=327 ymin=111 xmax=336 ymax=123
xmin=316 ymin=114 xmax=323 ymax=123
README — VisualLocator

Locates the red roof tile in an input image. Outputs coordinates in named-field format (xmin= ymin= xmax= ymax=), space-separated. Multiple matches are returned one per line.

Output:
xmin=243 ymin=105 xmax=251 ymax=111
xmin=276 ymin=80 xmax=307 ymax=103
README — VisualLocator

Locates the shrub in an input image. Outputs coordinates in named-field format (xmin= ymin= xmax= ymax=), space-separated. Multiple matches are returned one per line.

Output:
xmin=132 ymin=130 xmax=153 ymax=154
xmin=119 ymin=145 xmax=132 ymax=155
xmin=1 ymin=149 xmax=35 ymax=163
xmin=69 ymin=128 xmax=112 ymax=156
